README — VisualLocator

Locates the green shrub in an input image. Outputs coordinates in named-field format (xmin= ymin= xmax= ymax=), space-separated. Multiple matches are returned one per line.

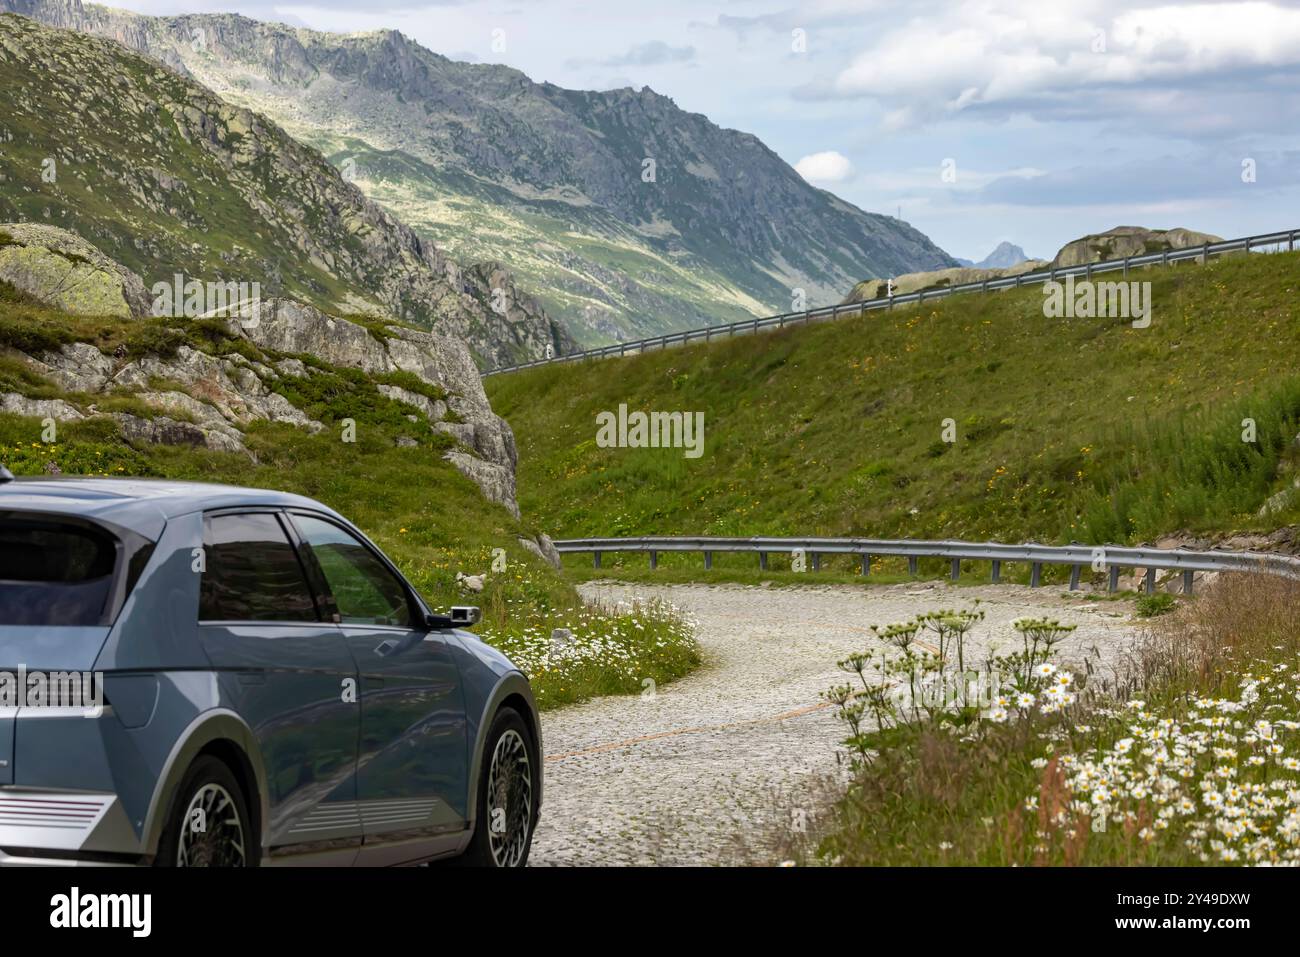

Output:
xmin=1135 ymin=591 xmax=1177 ymax=617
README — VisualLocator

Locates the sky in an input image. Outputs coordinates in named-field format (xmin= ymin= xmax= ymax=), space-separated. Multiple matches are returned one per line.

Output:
xmin=104 ymin=0 xmax=1300 ymax=262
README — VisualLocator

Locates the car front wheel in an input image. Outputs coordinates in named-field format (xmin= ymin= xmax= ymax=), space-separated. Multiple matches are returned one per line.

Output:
xmin=460 ymin=707 xmax=538 ymax=867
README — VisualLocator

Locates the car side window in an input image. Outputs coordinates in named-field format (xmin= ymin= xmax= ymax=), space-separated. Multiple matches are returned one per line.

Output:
xmin=292 ymin=514 xmax=412 ymax=628
xmin=199 ymin=512 xmax=319 ymax=622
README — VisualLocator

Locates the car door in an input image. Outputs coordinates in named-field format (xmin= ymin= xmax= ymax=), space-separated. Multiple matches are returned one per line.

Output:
xmin=286 ymin=512 xmax=468 ymax=862
xmin=197 ymin=510 xmax=361 ymax=864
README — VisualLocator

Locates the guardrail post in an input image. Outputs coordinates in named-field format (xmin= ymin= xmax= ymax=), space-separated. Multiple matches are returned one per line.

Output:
xmin=1108 ymin=566 xmax=1119 ymax=593
xmin=1162 ymin=250 xmax=1169 ymax=266
xmin=703 ymin=550 xmax=712 ymax=570
xmin=907 ymin=556 xmax=918 ymax=577
xmin=887 ymin=296 xmax=894 ymax=311
xmin=758 ymin=551 xmax=768 ymax=571
xmin=1183 ymin=569 xmax=1194 ymax=594
xmin=990 ymin=560 xmax=1001 ymax=583
xmin=1069 ymin=564 xmax=1081 ymax=590
xmin=1030 ymin=562 xmax=1042 ymax=587
xmin=593 ymin=551 xmax=601 ymax=569
xmin=860 ymin=553 xmax=870 ymax=576
xmin=1144 ymin=567 xmax=1156 ymax=594
xmin=811 ymin=552 xmax=821 ymax=572
xmin=1123 ymin=257 xmax=1129 ymax=278
xmin=918 ymin=290 xmax=924 ymax=305
xmin=1291 ymin=232 xmax=1295 ymax=252
xmin=1202 ymin=242 xmax=1209 ymax=265
xmin=649 ymin=550 xmax=657 ymax=570
xmin=950 ymin=558 xmax=960 ymax=581
xmin=1085 ymin=262 xmax=1092 ymax=280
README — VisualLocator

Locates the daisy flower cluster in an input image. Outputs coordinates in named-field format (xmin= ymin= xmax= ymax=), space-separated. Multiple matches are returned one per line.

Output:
xmin=1026 ymin=660 xmax=1300 ymax=865
xmin=479 ymin=598 xmax=700 ymax=707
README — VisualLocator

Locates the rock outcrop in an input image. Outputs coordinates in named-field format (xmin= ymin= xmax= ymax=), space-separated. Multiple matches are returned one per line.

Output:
xmin=1050 ymin=227 xmax=1223 ymax=268
xmin=235 ymin=298 xmax=521 ymax=516
xmin=3 ymin=235 xmax=523 ymax=515
xmin=0 ymin=223 xmax=149 ymax=317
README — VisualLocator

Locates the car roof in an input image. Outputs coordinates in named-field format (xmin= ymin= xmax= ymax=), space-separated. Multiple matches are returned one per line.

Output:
xmin=0 ymin=477 xmax=340 ymax=540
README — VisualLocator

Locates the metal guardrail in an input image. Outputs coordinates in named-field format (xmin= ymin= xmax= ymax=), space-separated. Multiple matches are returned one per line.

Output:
xmin=553 ymin=536 xmax=1300 ymax=594
xmin=485 ymin=227 xmax=1300 ymax=377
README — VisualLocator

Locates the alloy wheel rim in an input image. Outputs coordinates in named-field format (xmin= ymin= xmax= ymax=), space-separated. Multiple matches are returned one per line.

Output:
xmin=177 ymin=782 xmax=247 ymax=867
xmin=486 ymin=729 xmax=533 ymax=867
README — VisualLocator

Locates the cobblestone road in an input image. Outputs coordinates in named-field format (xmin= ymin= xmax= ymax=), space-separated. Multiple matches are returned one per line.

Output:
xmin=530 ymin=580 xmax=1143 ymax=866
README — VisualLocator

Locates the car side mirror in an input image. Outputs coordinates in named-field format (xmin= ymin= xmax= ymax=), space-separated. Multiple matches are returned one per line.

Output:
xmin=425 ymin=606 xmax=481 ymax=630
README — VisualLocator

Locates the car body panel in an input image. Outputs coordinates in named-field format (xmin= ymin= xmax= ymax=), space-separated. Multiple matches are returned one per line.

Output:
xmin=0 ymin=477 xmax=540 ymax=866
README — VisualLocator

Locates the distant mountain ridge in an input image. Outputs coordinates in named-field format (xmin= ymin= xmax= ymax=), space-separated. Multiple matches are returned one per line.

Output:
xmin=0 ymin=12 xmax=571 ymax=367
xmin=955 ymin=241 xmax=1031 ymax=269
xmin=0 ymin=0 xmax=960 ymax=346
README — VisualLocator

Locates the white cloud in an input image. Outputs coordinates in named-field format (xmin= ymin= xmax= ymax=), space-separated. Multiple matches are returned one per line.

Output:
xmin=815 ymin=1 xmax=1300 ymax=133
xmin=795 ymin=150 xmax=855 ymax=183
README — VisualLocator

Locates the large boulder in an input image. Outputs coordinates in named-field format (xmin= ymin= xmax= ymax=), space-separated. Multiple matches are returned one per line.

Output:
xmin=1050 ymin=226 xmax=1223 ymax=268
xmin=0 ymin=223 xmax=150 ymax=317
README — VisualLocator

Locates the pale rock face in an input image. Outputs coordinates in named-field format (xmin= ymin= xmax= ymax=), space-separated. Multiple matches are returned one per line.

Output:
xmin=0 ymin=393 xmax=84 ymax=420
xmin=230 ymin=298 xmax=521 ymax=516
xmin=5 ymin=295 xmax=521 ymax=514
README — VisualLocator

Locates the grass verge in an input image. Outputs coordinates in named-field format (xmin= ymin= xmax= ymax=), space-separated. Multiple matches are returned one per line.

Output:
xmin=815 ymin=573 xmax=1300 ymax=865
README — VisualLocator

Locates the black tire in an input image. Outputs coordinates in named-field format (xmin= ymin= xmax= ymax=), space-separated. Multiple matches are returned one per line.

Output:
xmin=155 ymin=755 xmax=256 ymax=867
xmin=458 ymin=707 xmax=539 ymax=867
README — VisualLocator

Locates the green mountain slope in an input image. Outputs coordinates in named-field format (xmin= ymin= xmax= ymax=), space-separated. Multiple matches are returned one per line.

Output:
xmin=487 ymin=251 xmax=1300 ymax=556
xmin=0 ymin=13 xmax=570 ymax=367
xmin=2 ymin=1 xmax=958 ymax=346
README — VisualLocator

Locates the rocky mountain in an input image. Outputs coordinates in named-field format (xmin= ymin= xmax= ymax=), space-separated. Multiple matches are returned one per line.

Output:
xmin=1050 ymin=226 xmax=1223 ymax=267
xmin=974 ymin=241 xmax=1030 ymax=269
xmin=0 ymin=0 xmax=959 ymax=346
xmin=1 ymin=222 xmax=532 ymax=522
xmin=0 ymin=13 xmax=572 ymax=368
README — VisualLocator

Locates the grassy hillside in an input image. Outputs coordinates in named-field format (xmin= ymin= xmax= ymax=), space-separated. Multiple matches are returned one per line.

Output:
xmin=0 ymin=281 xmax=698 ymax=707
xmin=488 ymin=250 xmax=1300 ymax=574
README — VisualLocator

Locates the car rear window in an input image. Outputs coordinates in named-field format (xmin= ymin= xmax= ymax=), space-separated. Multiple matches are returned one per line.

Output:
xmin=0 ymin=519 xmax=119 ymax=626
xmin=200 ymin=512 xmax=319 ymax=622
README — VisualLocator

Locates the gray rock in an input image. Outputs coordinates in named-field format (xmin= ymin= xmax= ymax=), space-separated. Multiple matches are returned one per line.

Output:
xmin=0 ymin=223 xmax=150 ymax=318
xmin=456 ymin=571 xmax=486 ymax=593
xmin=0 ymin=393 xmax=84 ymax=420
xmin=1051 ymin=226 xmax=1224 ymax=268
xmin=112 ymin=412 xmax=248 ymax=455
xmin=518 ymin=534 xmax=563 ymax=571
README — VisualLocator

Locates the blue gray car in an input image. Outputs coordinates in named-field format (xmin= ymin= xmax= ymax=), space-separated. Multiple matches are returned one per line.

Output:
xmin=0 ymin=474 xmax=541 ymax=866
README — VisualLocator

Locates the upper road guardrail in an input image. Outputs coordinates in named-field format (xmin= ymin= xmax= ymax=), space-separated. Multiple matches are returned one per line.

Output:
xmin=552 ymin=535 xmax=1300 ymax=594
xmin=485 ymin=227 xmax=1300 ymax=377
